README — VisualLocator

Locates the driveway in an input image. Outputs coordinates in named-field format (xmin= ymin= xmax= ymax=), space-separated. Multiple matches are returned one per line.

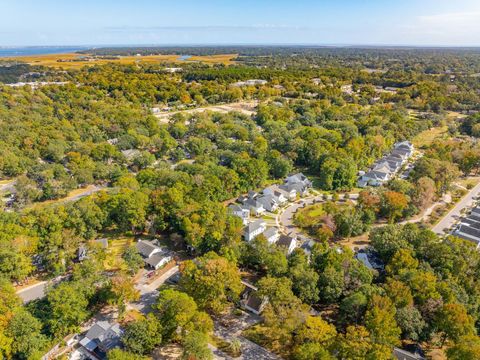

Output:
xmin=213 ymin=312 xmax=280 ymax=360
xmin=131 ymin=265 xmax=179 ymax=313
xmin=431 ymin=181 xmax=480 ymax=234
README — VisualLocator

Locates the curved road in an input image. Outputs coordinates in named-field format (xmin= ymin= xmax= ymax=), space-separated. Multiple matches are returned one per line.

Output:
xmin=276 ymin=193 xmax=359 ymax=239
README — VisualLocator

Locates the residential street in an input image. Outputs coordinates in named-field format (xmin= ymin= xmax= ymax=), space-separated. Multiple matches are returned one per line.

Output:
xmin=17 ymin=275 xmax=66 ymax=303
xmin=17 ymin=281 xmax=48 ymax=303
xmin=431 ymin=181 xmax=480 ymax=234
xmin=276 ymin=192 xmax=359 ymax=239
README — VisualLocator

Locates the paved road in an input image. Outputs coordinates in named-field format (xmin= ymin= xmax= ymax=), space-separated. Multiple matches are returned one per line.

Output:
xmin=431 ymin=181 xmax=480 ymax=234
xmin=131 ymin=265 xmax=179 ymax=313
xmin=17 ymin=276 xmax=66 ymax=303
xmin=277 ymin=193 xmax=359 ymax=239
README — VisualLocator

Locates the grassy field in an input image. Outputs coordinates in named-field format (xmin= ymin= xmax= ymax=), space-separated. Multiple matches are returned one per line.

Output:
xmin=24 ymin=184 xmax=101 ymax=210
xmin=4 ymin=52 xmax=237 ymax=69
xmin=411 ymin=126 xmax=449 ymax=148
xmin=104 ymin=236 xmax=134 ymax=271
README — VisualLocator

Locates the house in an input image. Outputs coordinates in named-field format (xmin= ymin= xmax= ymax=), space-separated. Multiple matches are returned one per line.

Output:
xmin=231 ymin=79 xmax=268 ymax=87
xmin=263 ymin=227 xmax=280 ymax=244
xmin=243 ymin=198 xmax=266 ymax=216
xmin=240 ymin=281 xmax=268 ymax=315
xmin=79 ymin=321 xmax=122 ymax=358
xmin=121 ymin=149 xmax=141 ymax=161
xmin=285 ymin=173 xmax=312 ymax=189
xmin=256 ymin=194 xmax=279 ymax=212
xmin=136 ymin=240 xmax=161 ymax=258
xmin=263 ymin=185 xmax=289 ymax=204
xmin=244 ymin=220 xmax=267 ymax=242
xmin=277 ymin=234 xmax=297 ymax=255
xmin=453 ymin=224 xmax=480 ymax=248
xmin=228 ymin=204 xmax=250 ymax=225
xmin=358 ymin=170 xmax=390 ymax=187
xmin=278 ymin=184 xmax=297 ymax=200
xmin=393 ymin=347 xmax=425 ymax=360
xmin=358 ymin=141 xmax=414 ymax=188
xmin=283 ymin=173 xmax=312 ymax=196
xmin=145 ymin=250 xmax=173 ymax=270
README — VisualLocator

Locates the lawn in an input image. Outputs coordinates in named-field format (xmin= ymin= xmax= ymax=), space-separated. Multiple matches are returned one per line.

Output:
xmin=411 ymin=126 xmax=449 ymax=148
xmin=104 ymin=236 xmax=134 ymax=271
xmin=294 ymin=203 xmax=325 ymax=229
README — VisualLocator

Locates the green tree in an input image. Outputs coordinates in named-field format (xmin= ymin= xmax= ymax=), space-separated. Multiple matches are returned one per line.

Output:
xmin=182 ymin=331 xmax=213 ymax=360
xmin=364 ymin=295 xmax=401 ymax=348
xmin=180 ymin=252 xmax=242 ymax=314
xmin=6 ymin=310 xmax=47 ymax=359
xmin=446 ymin=335 xmax=480 ymax=360
xmin=293 ymin=342 xmax=334 ymax=360
xmin=122 ymin=245 xmax=144 ymax=275
xmin=122 ymin=314 xmax=162 ymax=355
xmin=108 ymin=348 xmax=149 ymax=360
xmin=155 ymin=289 xmax=212 ymax=341
xmin=47 ymin=282 xmax=89 ymax=336
xmin=435 ymin=303 xmax=476 ymax=344
xmin=108 ymin=273 xmax=140 ymax=316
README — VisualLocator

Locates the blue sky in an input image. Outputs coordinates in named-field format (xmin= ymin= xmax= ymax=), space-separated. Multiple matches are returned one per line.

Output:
xmin=1 ymin=0 xmax=480 ymax=46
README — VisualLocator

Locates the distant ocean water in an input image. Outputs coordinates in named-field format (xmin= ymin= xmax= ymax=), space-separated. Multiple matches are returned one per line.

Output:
xmin=0 ymin=46 xmax=89 ymax=58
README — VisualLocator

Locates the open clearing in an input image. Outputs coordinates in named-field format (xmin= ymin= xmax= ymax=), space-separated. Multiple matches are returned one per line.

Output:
xmin=411 ymin=126 xmax=449 ymax=148
xmin=154 ymin=100 xmax=259 ymax=123
xmin=4 ymin=52 xmax=237 ymax=68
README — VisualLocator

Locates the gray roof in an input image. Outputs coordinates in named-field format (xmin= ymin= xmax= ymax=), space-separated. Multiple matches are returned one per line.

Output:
xmin=277 ymin=234 xmax=295 ymax=248
xmin=84 ymin=321 xmax=111 ymax=340
xmin=263 ymin=227 xmax=278 ymax=239
xmin=246 ymin=219 xmax=266 ymax=234
xmin=393 ymin=348 xmax=424 ymax=360
xmin=228 ymin=204 xmax=244 ymax=212
xmin=244 ymin=198 xmax=264 ymax=209
xmin=245 ymin=293 xmax=264 ymax=312
xmin=136 ymin=240 xmax=160 ymax=258
xmin=145 ymin=252 xmax=171 ymax=267
xmin=364 ymin=170 xmax=389 ymax=180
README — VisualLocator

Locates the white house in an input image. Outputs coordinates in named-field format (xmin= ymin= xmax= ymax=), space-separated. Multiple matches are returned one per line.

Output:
xmin=256 ymin=194 xmax=279 ymax=212
xmin=244 ymin=220 xmax=267 ymax=242
xmin=228 ymin=204 xmax=250 ymax=225
xmin=145 ymin=251 xmax=173 ymax=270
xmin=263 ymin=185 xmax=289 ymax=204
xmin=277 ymin=234 xmax=298 ymax=255
xmin=243 ymin=198 xmax=266 ymax=216
xmin=263 ymin=227 xmax=280 ymax=244
xmin=136 ymin=240 xmax=161 ymax=258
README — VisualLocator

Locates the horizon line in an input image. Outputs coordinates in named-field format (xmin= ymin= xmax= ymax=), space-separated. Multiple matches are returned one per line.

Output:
xmin=2 ymin=43 xmax=480 ymax=49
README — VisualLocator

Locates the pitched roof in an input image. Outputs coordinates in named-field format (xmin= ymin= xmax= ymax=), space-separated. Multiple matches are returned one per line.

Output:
xmin=136 ymin=240 xmax=160 ymax=258
xmin=393 ymin=347 xmax=424 ymax=360
xmin=228 ymin=204 xmax=244 ymax=212
xmin=277 ymin=234 xmax=295 ymax=248
xmin=245 ymin=293 xmax=264 ymax=313
xmin=145 ymin=252 xmax=171 ymax=268
xmin=246 ymin=219 xmax=266 ymax=234
xmin=263 ymin=227 xmax=278 ymax=239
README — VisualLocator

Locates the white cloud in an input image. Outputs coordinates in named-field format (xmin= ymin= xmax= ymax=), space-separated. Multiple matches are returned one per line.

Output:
xmin=397 ymin=10 xmax=480 ymax=45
